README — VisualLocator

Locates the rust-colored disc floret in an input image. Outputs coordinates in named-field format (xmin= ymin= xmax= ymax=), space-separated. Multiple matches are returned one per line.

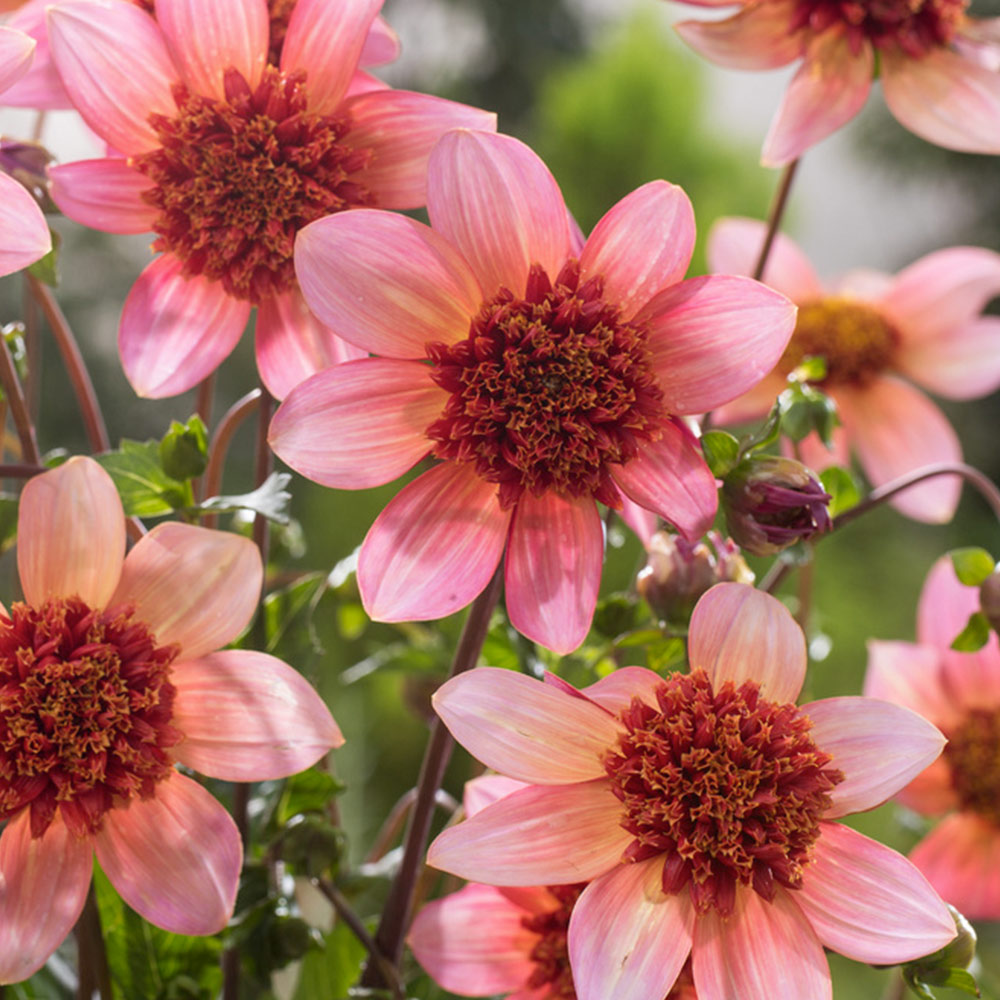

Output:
xmin=945 ymin=707 xmax=1000 ymax=825
xmin=520 ymin=883 xmax=585 ymax=999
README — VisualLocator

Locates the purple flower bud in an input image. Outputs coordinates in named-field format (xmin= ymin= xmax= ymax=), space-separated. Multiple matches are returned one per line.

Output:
xmin=0 ymin=139 xmax=55 ymax=213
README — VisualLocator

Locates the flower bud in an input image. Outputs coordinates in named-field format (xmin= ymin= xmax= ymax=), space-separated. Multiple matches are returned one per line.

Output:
xmin=980 ymin=569 xmax=1000 ymax=634
xmin=0 ymin=140 xmax=55 ymax=213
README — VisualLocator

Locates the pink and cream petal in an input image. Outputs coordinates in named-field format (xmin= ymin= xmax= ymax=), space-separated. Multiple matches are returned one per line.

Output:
xmin=0 ymin=25 xmax=35 ymax=93
xmin=897 ymin=316 xmax=1000 ymax=401
xmin=360 ymin=14 xmax=399 ymax=67
xmin=269 ymin=357 xmax=443 ymax=488
xmin=358 ymin=463 xmax=510 ymax=622
xmin=674 ymin=1 xmax=802 ymax=71
xmin=581 ymin=666 xmax=666 ymax=715
xmin=18 ymin=456 xmax=125 ymax=608
xmin=48 ymin=158 xmax=157 ymax=235
xmin=892 ymin=755 xmax=959 ymax=816
xmin=791 ymin=418 xmax=850 ymax=472
xmin=710 ymin=372 xmax=785 ymax=427
xmin=0 ymin=171 xmax=50 ymax=278
xmin=3 ymin=1 xmax=70 ymax=110
xmin=95 ymin=771 xmax=241 ymax=936
xmin=618 ymin=495 xmax=658 ymax=548
xmin=112 ymin=522 xmax=261 ymax=660
xmin=569 ymin=858 xmax=694 ymax=1000
xmin=863 ymin=639 xmax=958 ymax=730
xmin=463 ymin=775 xmax=530 ymax=817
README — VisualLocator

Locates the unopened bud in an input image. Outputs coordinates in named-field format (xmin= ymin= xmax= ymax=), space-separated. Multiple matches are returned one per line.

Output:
xmin=0 ymin=140 xmax=55 ymax=213
xmin=980 ymin=570 xmax=1000 ymax=634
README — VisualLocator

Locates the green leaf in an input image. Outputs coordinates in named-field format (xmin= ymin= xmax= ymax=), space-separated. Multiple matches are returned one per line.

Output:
xmin=197 ymin=472 xmax=292 ymax=524
xmin=950 ymin=547 xmax=996 ymax=587
xmin=263 ymin=572 xmax=327 ymax=655
xmin=701 ymin=430 xmax=741 ymax=478
xmin=951 ymin=612 xmax=991 ymax=653
xmin=96 ymin=439 xmax=192 ymax=516
xmin=292 ymin=917 xmax=367 ymax=1000
xmin=159 ymin=415 xmax=209 ymax=481
xmin=790 ymin=354 xmax=827 ymax=382
xmin=26 ymin=236 xmax=59 ymax=287
xmin=922 ymin=968 xmax=980 ymax=995
xmin=819 ymin=466 xmax=860 ymax=518
xmin=778 ymin=382 xmax=839 ymax=446
xmin=277 ymin=768 xmax=344 ymax=825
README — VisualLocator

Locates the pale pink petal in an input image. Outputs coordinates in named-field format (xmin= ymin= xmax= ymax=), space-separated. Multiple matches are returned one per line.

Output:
xmin=832 ymin=267 xmax=894 ymax=300
xmin=802 ymin=696 xmax=946 ymax=818
xmin=797 ymin=821 xmax=956 ymax=962
xmin=0 ymin=25 xmax=34 ymax=93
xmin=0 ymin=811 xmax=92 ymax=985
xmin=295 ymin=211 xmax=481 ymax=357
xmin=155 ymin=0 xmax=267 ymax=99
xmin=569 ymin=858 xmax=694 ymax=1000
xmin=170 ymin=650 xmax=342 ymax=781
xmin=119 ymin=254 xmax=251 ymax=398
xmin=791 ymin=418 xmax=850 ymax=471
xmin=578 ymin=182 xmax=695 ymax=321
xmin=408 ymin=883 xmax=537 ymax=995
xmin=344 ymin=89 xmax=497 ymax=209
xmin=48 ymin=158 xmax=157 ymax=235
xmin=112 ymin=522 xmax=261 ymax=660
xmin=581 ymin=666 xmax=666 ymax=715
xmin=610 ymin=418 xmax=718 ymax=541
xmin=0 ymin=171 xmax=49 ymax=278
xmin=505 ymin=492 xmax=603 ymax=654
xmin=281 ymin=0 xmax=381 ymax=114
xmin=95 ymin=771 xmax=241 ymax=935
xmin=641 ymin=274 xmax=796 ymax=413
xmin=427 ymin=130 xmax=572 ymax=297
xmin=255 ymin=288 xmax=367 ymax=399
xmin=710 ymin=372 xmax=785 ymax=426
xmin=4 ymin=1 xmax=69 ymax=109
xmin=892 ymin=757 xmax=959 ymax=816
xmin=675 ymin=1 xmax=801 ymax=70
xmin=433 ymin=667 xmax=620 ymax=784
xmin=898 ymin=316 xmax=1000 ymax=400
xmin=427 ymin=780 xmax=629 ymax=886
xmin=618 ymin=495 xmax=658 ymax=547
xmin=360 ymin=15 xmax=399 ymax=67
xmin=46 ymin=0 xmax=177 ymax=154
xmin=863 ymin=639 xmax=958 ymax=730
xmin=18 ymin=456 xmax=125 ymax=608
xmin=910 ymin=812 xmax=1000 ymax=920
xmin=761 ymin=31 xmax=873 ymax=167
xmin=463 ymin=775 xmax=530 ymax=817
xmin=358 ymin=463 xmax=510 ymax=622
xmin=269 ymin=357 xmax=442 ymax=488
xmin=345 ymin=68 xmax=389 ymax=96
xmin=693 ymin=886 xmax=830 ymax=1000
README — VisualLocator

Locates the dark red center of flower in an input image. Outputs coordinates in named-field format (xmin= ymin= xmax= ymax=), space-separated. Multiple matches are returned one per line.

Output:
xmin=0 ymin=597 xmax=181 ymax=839
xmin=603 ymin=669 xmax=844 ymax=917
xmin=425 ymin=259 xmax=666 ymax=510
xmin=131 ymin=64 xmax=373 ymax=303
xmin=945 ymin=708 xmax=1000 ymax=825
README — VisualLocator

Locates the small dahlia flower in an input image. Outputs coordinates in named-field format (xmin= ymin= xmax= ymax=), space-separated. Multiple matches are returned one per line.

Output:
xmin=0 ymin=457 xmax=342 ymax=984
xmin=865 ymin=556 xmax=1000 ymax=920
xmin=709 ymin=217 xmax=1000 ymax=523
xmin=428 ymin=583 xmax=956 ymax=1000
xmin=673 ymin=0 xmax=1000 ymax=165
xmin=45 ymin=0 xmax=494 ymax=399
xmin=270 ymin=129 xmax=796 ymax=654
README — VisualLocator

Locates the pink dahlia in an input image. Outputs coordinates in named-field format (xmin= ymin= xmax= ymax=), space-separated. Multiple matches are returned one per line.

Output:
xmin=865 ymin=556 xmax=1000 ymax=919
xmin=673 ymin=0 xmax=1000 ymax=165
xmin=427 ymin=583 xmax=956 ymax=1000
xmin=0 ymin=457 xmax=342 ymax=984
xmin=270 ymin=129 xmax=796 ymax=654
xmin=44 ymin=0 xmax=494 ymax=399
xmin=709 ymin=217 xmax=1000 ymax=523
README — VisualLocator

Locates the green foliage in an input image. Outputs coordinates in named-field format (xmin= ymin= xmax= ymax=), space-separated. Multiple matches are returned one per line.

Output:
xmin=820 ymin=467 xmax=861 ymax=518
xmin=951 ymin=612 xmax=991 ymax=653
xmin=96 ymin=438 xmax=193 ymax=516
xmin=197 ymin=472 xmax=292 ymax=524
xmin=950 ymin=547 xmax=996 ymax=587
xmin=702 ymin=430 xmax=741 ymax=478
xmin=291 ymin=921 xmax=367 ymax=1000
xmin=159 ymin=415 xmax=209 ymax=481
xmin=26 ymin=234 xmax=60 ymax=287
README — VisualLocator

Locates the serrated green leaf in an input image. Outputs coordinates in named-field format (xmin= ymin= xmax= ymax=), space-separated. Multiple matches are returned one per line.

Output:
xmin=701 ymin=430 xmax=741 ymax=478
xmin=197 ymin=472 xmax=292 ymax=524
xmin=951 ymin=612 xmax=991 ymax=652
xmin=96 ymin=439 xmax=192 ymax=516
xmin=159 ymin=415 xmax=209 ymax=481
xmin=950 ymin=547 xmax=996 ymax=587
xmin=292 ymin=913 xmax=367 ymax=1000
xmin=278 ymin=769 xmax=344 ymax=825
xmin=820 ymin=466 xmax=860 ymax=518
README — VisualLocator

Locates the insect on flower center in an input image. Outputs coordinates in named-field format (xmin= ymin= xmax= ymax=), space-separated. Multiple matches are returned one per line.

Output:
xmin=131 ymin=64 xmax=373 ymax=304
xmin=945 ymin=707 xmax=1000 ymax=825
xmin=603 ymin=669 xmax=844 ymax=917
xmin=0 ymin=597 xmax=181 ymax=839
xmin=425 ymin=259 xmax=666 ymax=510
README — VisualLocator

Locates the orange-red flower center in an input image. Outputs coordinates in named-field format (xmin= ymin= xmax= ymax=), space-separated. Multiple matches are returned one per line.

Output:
xmin=425 ymin=259 xmax=665 ymax=510
xmin=0 ymin=597 xmax=180 ymax=839
xmin=603 ymin=669 xmax=844 ymax=917
xmin=131 ymin=64 xmax=373 ymax=304
xmin=945 ymin=708 xmax=1000 ymax=825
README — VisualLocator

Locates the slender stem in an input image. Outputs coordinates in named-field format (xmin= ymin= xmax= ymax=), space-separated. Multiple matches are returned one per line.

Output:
xmin=195 ymin=372 xmax=216 ymax=429
xmin=364 ymin=788 xmax=462 ymax=864
xmin=752 ymin=159 xmax=800 ymax=282
xmin=360 ymin=567 xmax=504 ymax=988
xmin=75 ymin=882 xmax=113 ymax=1000
xmin=22 ymin=276 xmax=41 ymax=425
xmin=795 ymin=556 xmax=814 ymax=632
xmin=0 ymin=462 xmax=46 ymax=478
xmin=202 ymin=389 xmax=261 ymax=529
xmin=880 ymin=971 xmax=906 ymax=1000
xmin=0 ymin=333 xmax=39 ymax=465
xmin=252 ymin=387 xmax=274 ymax=579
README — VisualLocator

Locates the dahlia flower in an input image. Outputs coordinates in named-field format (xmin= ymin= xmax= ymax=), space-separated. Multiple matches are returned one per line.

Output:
xmin=45 ymin=0 xmax=494 ymax=398
xmin=428 ymin=583 xmax=956 ymax=1000
xmin=0 ymin=457 xmax=342 ymax=983
xmin=270 ymin=129 xmax=796 ymax=653
xmin=673 ymin=0 xmax=1000 ymax=165
xmin=865 ymin=556 xmax=1000 ymax=920
xmin=709 ymin=217 xmax=1000 ymax=523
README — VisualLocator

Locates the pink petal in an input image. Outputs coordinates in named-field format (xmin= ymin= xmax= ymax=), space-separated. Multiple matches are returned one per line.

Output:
xmin=0 ymin=811 xmax=92 ymax=984
xmin=95 ymin=771 xmax=241 ymax=935
xmin=3 ymin=1 xmax=70 ymax=109
xmin=802 ymin=696 xmax=946 ymax=818
xmin=48 ymin=158 xmax=157 ymax=234
xmin=610 ymin=417 xmax=718 ymax=541
xmin=463 ymin=775 xmax=530 ymax=817
xmin=433 ymin=667 xmax=620 ymax=784
xmin=578 ymin=182 xmax=696 ymax=321
xmin=641 ymin=274 xmax=796 ymax=414
xmin=427 ymin=780 xmax=630 ymax=886
xmin=569 ymin=858 xmax=694 ymax=1000
xmin=833 ymin=267 xmax=894 ymax=300
xmin=898 ymin=316 xmax=1000 ymax=400
xmin=360 ymin=15 xmax=399 ymax=67
xmin=295 ymin=210 xmax=481 ymax=357
xmin=761 ymin=30 xmax=872 ymax=167
xmin=155 ymin=0 xmax=267 ymax=100
xmin=688 ymin=582 xmax=806 ymax=702
xmin=674 ymin=1 xmax=801 ymax=70
xmin=505 ymin=492 xmax=603 ymax=654
xmin=0 ymin=25 xmax=35 ymax=93
xmin=891 ymin=756 xmax=959 ymax=817
xmin=46 ymin=0 xmax=177 ymax=154
xmin=170 ymin=650 xmax=342 ymax=781
xmin=710 ymin=372 xmax=786 ymax=426
xmin=119 ymin=255 xmax=251 ymax=398
xmin=344 ymin=89 xmax=497 ymax=210
xmin=281 ymin=0 xmax=381 ymax=114
xmin=269 ymin=357 xmax=443 ymax=488
xmin=358 ymin=462 xmax=510 ymax=622
xmin=792 ymin=417 xmax=850 ymax=471
xmin=427 ymin=130 xmax=572 ymax=297
xmin=863 ymin=639 xmax=958 ymax=731
xmin=796 ymin=821 xmax=956 ymax=963
xmin=618 ymin=495 xmax=658 ymax=548
xmin=18 ymin=456 xmax=125 ymax=608
xmin=111 ymin=522 xmax=261 ymax=661
xmin=580 ymin=666 xmax=667 ymax=715
xmin=0 ymin=171 xmax=50 ymax=278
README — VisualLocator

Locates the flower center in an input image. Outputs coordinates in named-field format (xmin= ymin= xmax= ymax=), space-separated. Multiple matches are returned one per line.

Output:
xmin=0 ymin=597 xmax=180 ymax=839
xmin=603 ymin=669 xmax=844 ymax=917
xmin=131 ymin=64 xmax=373 ymax=303
xmin=425 ymin=259 xmax=665 ymax=510
xmin=779 ymin=297 xmax=898 ymax=386
xmin=945 ymin=708 xmax=1000 ymax=825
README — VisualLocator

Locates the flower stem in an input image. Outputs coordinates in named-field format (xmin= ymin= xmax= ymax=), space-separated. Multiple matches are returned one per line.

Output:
xmin=252 ymin=386 xmax=274 ymax=586
xmin=0 ymin=331 xmax=39 ymax=465
xmin=753 ymin=158 xmax=800 ymax=282
xmin=22 ymin=276 xmax=40 ymax=425
xmin=75 ymin=882 xmax=112 ymax=1000
xmin=202 ymin=389 xmax=261 ymax=528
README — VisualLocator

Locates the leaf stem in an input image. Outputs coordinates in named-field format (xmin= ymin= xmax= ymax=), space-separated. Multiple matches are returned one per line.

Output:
xmin=75 ymin=882 xmax=113 ymax=1000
